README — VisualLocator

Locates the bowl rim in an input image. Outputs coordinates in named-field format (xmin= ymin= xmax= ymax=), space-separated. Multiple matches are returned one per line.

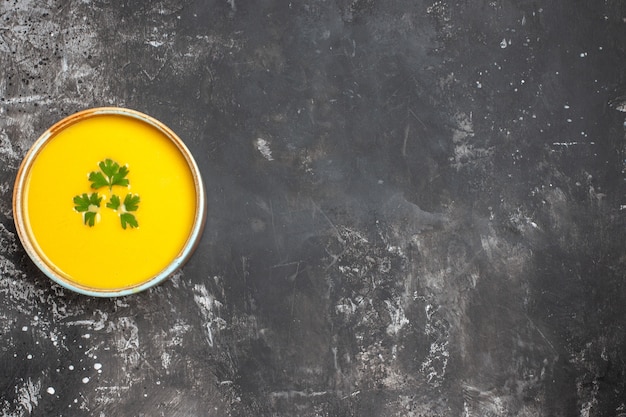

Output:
xmin=12 ymin=107 xmax=206 ymax=297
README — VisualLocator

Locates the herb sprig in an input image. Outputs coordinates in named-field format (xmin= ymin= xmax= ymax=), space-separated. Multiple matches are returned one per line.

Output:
xmin=89 ymin=159 xmax=129 ymax=191
xmin=107 ymin=193 xmax=140 ymax=229
xmin=73 ymin=159 xmax=140 ymax=229
xmin=72 ymin=192 xmax=102 ymax=227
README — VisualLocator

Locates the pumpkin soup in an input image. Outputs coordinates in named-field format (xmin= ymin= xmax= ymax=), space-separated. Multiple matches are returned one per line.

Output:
xmin=14 ymin=108 xmax=205 ymax=296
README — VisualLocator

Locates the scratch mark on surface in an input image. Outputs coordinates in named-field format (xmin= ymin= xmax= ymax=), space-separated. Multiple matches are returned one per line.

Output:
xmin=552 ymin=141 xmax=596 ymax=147
xmin=270 ymin=390 xmax=328 ymax=400
xmin=64 ymin=310 xmax=108 ymax=331
xmin=408 ymin=108 xmax=427 ymax=129
xmin=526 ymin=315 xmax=557 ymax=354
xmin=402 ymin=123 xmax=410 ymax=157
xmin=309 ymin=198 xmax=344 ymax=244
xmin=269 ymin=199 xmax=281 ymax=255
xmin=287 ymin=262 xmax=301 ymax=343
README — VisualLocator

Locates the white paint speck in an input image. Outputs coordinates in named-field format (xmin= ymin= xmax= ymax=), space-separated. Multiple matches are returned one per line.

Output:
xmin=68 ymin=365 xmax=75 ymax=371
xmin=46 ymin=387 xmax=55 ymax=395
xmin=564 ymin=104 xmax=570 ymax=109
xmin=193 ymin=284 xmax=227 ymax=348
xmin=82 ymin=377 xmax=90 ymax=384
xmin=161 ymin=352 xmax=171 ymax=370
xmin=255 ymin=138 xmax=274 ymax=161
xmin=384 ymin=300 xmax=410 ymax=336
xmin=22 ymin=326 xmax=28 ymax=331
xmin=27 ymin=354 xmax=33 ymax=359
xmin=94 ymin=363 xmax=102 ymax=371
xmin=500 ymin=38 xmax=508 ymax=48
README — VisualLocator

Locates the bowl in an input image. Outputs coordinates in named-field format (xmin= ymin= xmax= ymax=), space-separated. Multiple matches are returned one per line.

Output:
xmin=13 ymin=107 xmax=206 ymax=297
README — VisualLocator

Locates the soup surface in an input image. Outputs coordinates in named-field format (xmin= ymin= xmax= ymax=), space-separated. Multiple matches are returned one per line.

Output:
xmin=23 ymin=113 xmax=197 ymax=290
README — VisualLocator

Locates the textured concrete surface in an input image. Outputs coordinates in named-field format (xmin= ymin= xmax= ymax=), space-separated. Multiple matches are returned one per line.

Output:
xmin=1 ymin=0 xmax=625 ymax=415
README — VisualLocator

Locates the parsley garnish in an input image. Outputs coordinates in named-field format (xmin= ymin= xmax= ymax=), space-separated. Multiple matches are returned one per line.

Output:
xmin=73 ymin=192 xmax=102 ymax=227
xmin=74 ymin=159 xmax=140 ymax=229
xmin=89 ymin=158 xmax=130 ymax=191
xmin=107 ymin=193 xmax=140 ymax=229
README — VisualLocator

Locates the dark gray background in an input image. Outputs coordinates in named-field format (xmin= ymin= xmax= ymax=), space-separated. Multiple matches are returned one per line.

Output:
xmin=1 ymin=0 xmax=625 ymax=415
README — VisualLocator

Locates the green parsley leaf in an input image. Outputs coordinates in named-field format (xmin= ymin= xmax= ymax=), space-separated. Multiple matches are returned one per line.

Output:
xmin=88 ymin=192 xmax=102 ymax=206
xmin=99 ymin=159 xmax=119 ymax=178
xmin=111 ymin=165 xmax=130 ymax=188
xmin=73 ymin=193 xmax=102 ymax=212
xmin=106 ymin=194 xmax=121 ymax=210
xmin=84 ymin=211 xmax=97 ymax=227
xmin=89 ymin=159 xmax=130 ymax=190
xmin=73 ymin=193 xmax=91 ymax=212
xmin=123 ymin=194 xmax=140 ymax=212
xmin=120 ymin=213 xmax=139 ymax=229
xmin=88 ymin=171 xmax=109 ymax=190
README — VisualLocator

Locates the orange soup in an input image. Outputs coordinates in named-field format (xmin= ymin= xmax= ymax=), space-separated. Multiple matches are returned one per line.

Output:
xmin=15 ymin=109 xmax=203 ymax=294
